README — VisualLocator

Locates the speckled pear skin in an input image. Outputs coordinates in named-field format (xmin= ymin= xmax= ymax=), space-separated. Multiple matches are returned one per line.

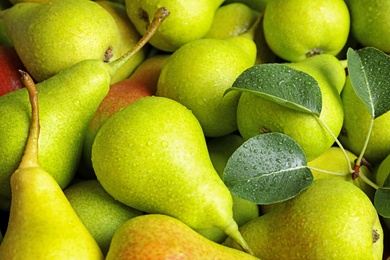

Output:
xmin=2 ymin=0 xmax=120 ymax=82
xmin=224 ymin=178 xmax=384 ymax=260
xmin=106 ymin=214 xmax=259 ymax=260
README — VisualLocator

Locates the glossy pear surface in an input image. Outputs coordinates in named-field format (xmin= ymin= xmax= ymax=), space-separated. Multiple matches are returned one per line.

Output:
xmin=125 ymin=0 xmax=223 ymax=52
xmin=157 ymin=36 xmax=257 ymax=137
xmin=106 ymin=214 xmax=259 ymax=260
xmin=3 ymin=0 xmax=120 ymax=82
xmin=224 ymin=178 xmax=384 ymax=259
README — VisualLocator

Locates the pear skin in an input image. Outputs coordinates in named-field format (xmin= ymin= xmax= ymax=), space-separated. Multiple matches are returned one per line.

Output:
xmin=92 ymin=96 xmax=253 ymax=254
xmin=80 ymin=54 xmax=169 ymax=178
xmin=0 ymin=71 xmax=103 ymax=259
xmin=0 ymin=46 xmax=26 ymax=96
xmin=224 ymin=178 xmax=384 ymax=259
xmin=106 ymin=214 xmax=259 ymax=260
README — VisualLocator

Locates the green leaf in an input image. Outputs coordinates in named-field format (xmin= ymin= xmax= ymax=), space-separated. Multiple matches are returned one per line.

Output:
xmin=374 ymin=172 xmax=390 ymax=218
xmin=347 ymin=47 xmax=390 ymax=118
xmin=228 ymin=64 xmax=322 ymax=115
xmin=223 ymin=132 xmax=313 ymax=204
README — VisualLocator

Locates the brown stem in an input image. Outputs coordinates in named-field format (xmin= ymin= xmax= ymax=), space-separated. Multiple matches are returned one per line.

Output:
xmin=18 ymin=70 xmax=40 ymax=169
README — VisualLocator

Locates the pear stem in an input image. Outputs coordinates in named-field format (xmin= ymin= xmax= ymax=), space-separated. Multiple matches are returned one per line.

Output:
xmin=223 ymin=218 xmax=254 ymax=255
xmin=18 ymin=70 xmax=40 ymax=169
xmin=110 ymin=7 xmax=170 ymax=73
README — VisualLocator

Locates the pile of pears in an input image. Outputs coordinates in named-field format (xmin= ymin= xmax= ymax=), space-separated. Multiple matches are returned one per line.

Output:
xmin=0 ymin=0 xmax=389 ymax=259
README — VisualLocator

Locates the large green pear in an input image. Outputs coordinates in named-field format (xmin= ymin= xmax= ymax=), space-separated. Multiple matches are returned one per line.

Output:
xmin=0 ymin=72 xmax=103 ymax=259
xmin=64 ymin=179 xmax=144 ymax=255
xmin=347 ymin=0 xmax=390 ymax=53
xmin=224 ymin=178 xmax=384 ymax=259
xmin=339 ymin=75 xmax=390 ymax=166
xmin=263 ymin=0 xmax=350 ymax=62
xmin=2 ymin=0 xmax=121 ymax=82
xmin=92 ymin=96 xmax=253 ymax=254
xmin=157 ymin=35 xmax=257 ymax=137
xmin=125 ymin=0 xmax=223 ymax=52
xmin=237 ymin=54 xmax=345 ymax=161
xmin=106 ymin=214 xmax=259 ymax=260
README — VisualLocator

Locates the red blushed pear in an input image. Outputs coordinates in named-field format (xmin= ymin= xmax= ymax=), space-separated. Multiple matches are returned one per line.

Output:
xmin=80 ymin=54 xmax=170 ymax=178
xmin=0 ymin=46 xmax=26 ymax=96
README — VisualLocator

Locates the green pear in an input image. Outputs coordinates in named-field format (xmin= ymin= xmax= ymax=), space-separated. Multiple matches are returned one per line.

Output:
xmin=205 ymin=2 xmax=259 ymax=39
xmin=64 ymin=179 xmax=144 ymax=255
xmin=0 ymin=71 xmax=103 ymax=259
xmin=2 ymin=0 xmax=121 ymax=82
xmin=224 ymin=178 xmax=384 ymax=259
xmin=0 ymin=7 xmax=169 ymax=199
xmin=125 ymin=0 xmax=224 ymax=52
xmin=237 ymin=54 xmax=345 ymax=161
xmin=339 ymin=75 xmax=390 ymax=166
xmin=96 ymin=0 xmax=147 ymax=84
xmin=196 ymin=134 xmax=260 ymax=243
xmin=347 ymin=0 xmax=390 ymax=53
xmin=263 ymin=0 xmax=350 ymax=62
xmin=374 ymin=153 xmax=390 ymax=230
xmin=80 ymin=54 xmax=169 ymax=179
xmin=106 ymin=214 xmax=259 ymax=259
xmin=308 ymin=146 xmax=375 ymax=199
xmin=156 ymin=33 xmax=257 ymax=137
xmin=92 ymin=96 xmax=253 ymax=254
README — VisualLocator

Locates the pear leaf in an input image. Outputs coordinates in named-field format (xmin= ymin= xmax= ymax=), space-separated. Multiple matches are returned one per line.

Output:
xmin=374 ymin=173 xmax=390 ymax=218
xmin=223 ymin=132 xmax=313 ymax=204
xmin=228 ymin=64 xmax=322 ymax=115
xmin=347 ymin=47 xmax=390 ymax=118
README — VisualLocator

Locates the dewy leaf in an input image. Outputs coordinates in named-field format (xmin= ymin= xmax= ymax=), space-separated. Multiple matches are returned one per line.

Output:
xmin=374 ymin=172 xmax=390 ymax=218
xmin=347 ymin=47 xmax=390 ymax=119
xmin=223 ymin=132 xmax=313 ymax=205
xmin=228 ymin=63 xmax=322 ymax=115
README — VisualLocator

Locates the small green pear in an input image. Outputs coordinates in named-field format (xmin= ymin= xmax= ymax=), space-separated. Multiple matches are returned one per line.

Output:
xmin=92 ymin=96 xmax=253 ymax=254
xmin=308 ymin=146 xmax=375 ymax=199
xmin=263 ymin=0 xmax=350 ymax=62
xmin=96 ymin=0 xmax=147 ymax=84
xmin=0 ymin=7 xmax=169 ymax=199
xmin=64 ymin=179 xmax=144 ymax=255
xmin=0 ymin=71 xmax=103 ymax=259
xmin=125 ymin=0 xmax=224 ymax=52
xmin=224 ymin=178 xmax=384 ymax=259
xmin=347 ymin=0 xmax=390 ymax=53
xmin=156 ymin=34 xmax=257 ymax=137
xmin=2 ymin=0 xmax=121 ymax=82
xmin=106 ymin=214 xmax=259 ymax=260
xmin=205 ymin=2 xmax=259 ymax=39
xmin=339 ymin=75 xmax=390 ymax=166
xmin=237 ymin=54 xmax=345 ymax=161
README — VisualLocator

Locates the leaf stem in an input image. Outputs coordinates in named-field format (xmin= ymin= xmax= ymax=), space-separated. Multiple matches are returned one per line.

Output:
xmin=314 ymin=115 xmax=353 ymax=173
xmin=355 ymin=117 xmax=374 ymax=167
xmin=359 ymin=171 xmax=380 ymax=190
xmin=306 ymin=166 xmax=349 ymax=176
